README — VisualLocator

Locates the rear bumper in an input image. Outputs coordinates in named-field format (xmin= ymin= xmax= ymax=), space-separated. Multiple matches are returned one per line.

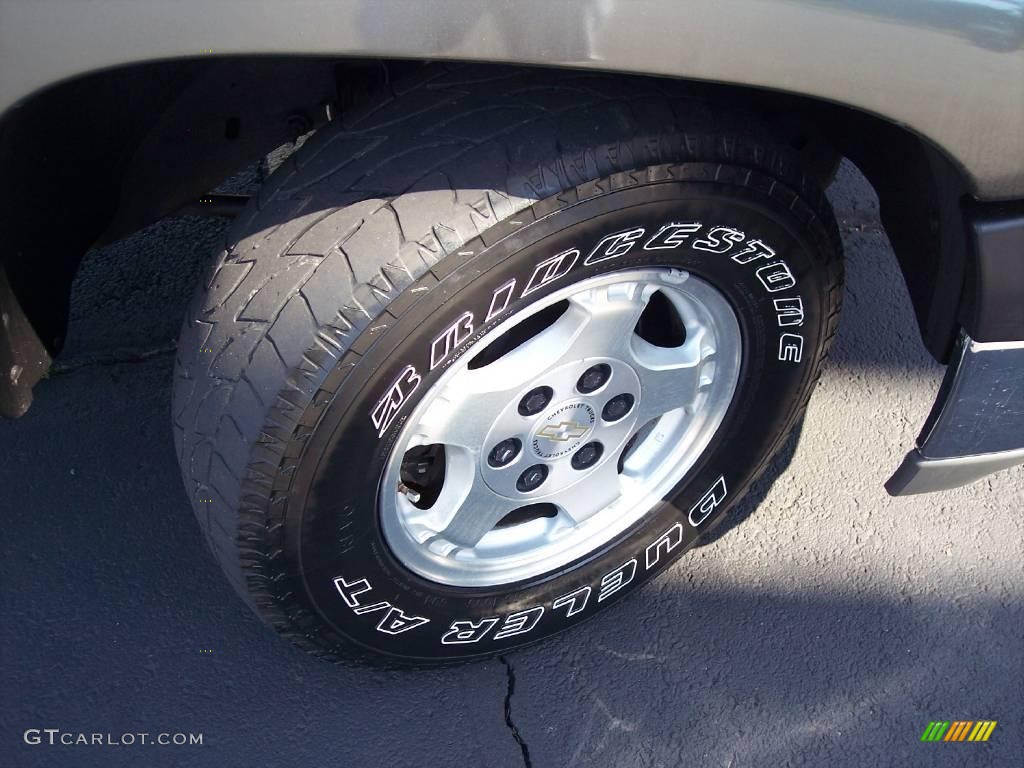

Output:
xmin=886 ymin=333 xmax=1024 ymax=495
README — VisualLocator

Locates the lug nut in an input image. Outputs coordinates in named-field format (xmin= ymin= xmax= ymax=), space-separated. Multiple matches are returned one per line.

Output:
xmin=577 ymin=363 xmax=611 ymax=394
xmin=518 ymin=386 xmax=553 ymax=416
xmin=602 ymin=393 xmax=635 ymax=422
xmin=571 ymin=441 xmax=604 ymax=470
xmin=516 ymin=464 xmax=549 ymax=492
xmin=488 ymin=438 xmax=522 ymax=468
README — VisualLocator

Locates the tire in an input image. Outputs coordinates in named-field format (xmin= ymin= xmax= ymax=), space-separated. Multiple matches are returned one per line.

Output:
xmin=172 ymin=65 xmax=842 ymax=665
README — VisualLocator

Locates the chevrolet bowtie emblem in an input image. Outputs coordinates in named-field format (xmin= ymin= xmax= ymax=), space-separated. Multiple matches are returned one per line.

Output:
xmin=536 ymin=421 xmax=589 ymax=442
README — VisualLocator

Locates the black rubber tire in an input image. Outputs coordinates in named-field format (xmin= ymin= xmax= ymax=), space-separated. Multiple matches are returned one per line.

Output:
xmin=172 ymin=64 xmax=842 ymax=665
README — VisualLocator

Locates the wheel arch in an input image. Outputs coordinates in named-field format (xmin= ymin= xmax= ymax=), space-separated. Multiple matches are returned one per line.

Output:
xmin=0 ymin=56 xmax=971 ymax=416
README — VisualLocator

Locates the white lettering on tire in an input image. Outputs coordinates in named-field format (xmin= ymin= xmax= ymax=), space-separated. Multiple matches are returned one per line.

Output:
xmin=552 ymin=586 xmax=591 ymax=617
xmin=755 ymin=262 xmax=797 ymax=292
xmin=333 ymin=576 xmax=429 ymax=635
xmin=521 ymin=248 xmax=579 ymax=296
xmin=374 ymin=607 xmax=430 ymax=635
xmin=729 ymin=238 xmax=776 ymax=265
xmin=688 ymin=476 xmax=728 ymax=527
xmin=773 ymin=297 xmax=804 ymax=327
xmin=352 ymin=600 xmax=392 ymax=615
xmin=333 ymin=576 xmax=373 ymax=609
xmin=441 ymin=617 xmax=500 ymax=645
xmin=494 ymin=607 xmax=545 ymax=639
xmin=375 ymin=221 xmax=810 ymax=444
xmin=485 ymin=279 xmax=517 ymax=322
xmin=643 ymin=222 xmax=701 ymax=251
xmin=370 ymin=365 xmax=421 ymax=437
xmin=597 ymin=559 xmax=637 ymax=602
xmin=645 ymin=522 xmax=684 ymax=569
xmin=430 ymin=311 xmax=474 ymax=370
xmin=778 ymin=333 xmax=804 ymax=363
xmin=692 ymin=226 xmax=745 ymax=254
xmin=584 ymin=227 xmax=646 ymax=264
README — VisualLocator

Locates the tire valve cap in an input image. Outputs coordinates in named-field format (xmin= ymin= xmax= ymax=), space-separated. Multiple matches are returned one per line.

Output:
xmin=516 ymin=464 xmax=549 ymax=492
xmin=397 ymin=482 xmax=421 ymax=503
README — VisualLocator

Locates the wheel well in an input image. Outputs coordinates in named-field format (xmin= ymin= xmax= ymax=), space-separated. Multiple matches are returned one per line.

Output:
xmin=0 ymin=57 xmax=969 ymax=416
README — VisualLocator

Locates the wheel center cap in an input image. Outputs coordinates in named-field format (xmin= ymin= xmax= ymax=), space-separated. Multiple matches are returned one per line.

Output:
xmin=531 ymin=401 xmax=596 ymax=459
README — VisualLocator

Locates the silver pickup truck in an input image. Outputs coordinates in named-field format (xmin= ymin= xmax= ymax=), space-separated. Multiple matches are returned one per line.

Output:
xmin=1 ymin=0 xmax=1022 ymax=665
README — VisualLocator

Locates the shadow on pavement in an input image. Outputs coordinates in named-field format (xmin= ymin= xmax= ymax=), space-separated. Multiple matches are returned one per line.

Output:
xmin=2 ymin=354 xmax=1018 ymax=767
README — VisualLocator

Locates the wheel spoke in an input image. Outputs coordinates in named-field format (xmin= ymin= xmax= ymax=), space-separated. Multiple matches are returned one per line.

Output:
xmin=436 ymin=472 xmax=512 ymax=549
xmin=565 ymin=281 xmax=657 ymax=361
xmin=550 ymin=460 xmax=624 ymax=524
xmin=467 ymin=302 xmax=591 ymax=390
xmin=409 ymin=378 xmax=509 ymax=450
xmin=629 ymin=329 xmax=710 ymax=426
xmin=410 ymin=302 xmax=604 ymax=448
xmin=400 ymin=446 xmax=511 ymax=549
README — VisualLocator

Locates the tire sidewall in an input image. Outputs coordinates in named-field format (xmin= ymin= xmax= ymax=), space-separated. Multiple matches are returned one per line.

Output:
xmin=285 ymin=167 xmax=830 ymax=661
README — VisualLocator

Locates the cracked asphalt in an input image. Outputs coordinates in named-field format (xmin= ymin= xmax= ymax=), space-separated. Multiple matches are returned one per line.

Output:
xmin=2 ymin=162 xmax=1022 ymax=767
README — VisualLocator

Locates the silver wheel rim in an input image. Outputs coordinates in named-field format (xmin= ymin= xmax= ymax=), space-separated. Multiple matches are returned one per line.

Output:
xmin=380 ymin=268 xmax=742 ymax=587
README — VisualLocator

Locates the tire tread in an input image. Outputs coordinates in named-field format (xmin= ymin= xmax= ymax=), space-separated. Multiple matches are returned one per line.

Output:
xmin=172 ymin=64 xmax=844 ymax=664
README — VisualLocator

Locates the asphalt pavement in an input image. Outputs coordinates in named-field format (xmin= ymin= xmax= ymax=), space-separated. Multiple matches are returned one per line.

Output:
xmin=2 ymin=162 xmax=1021 ymax=767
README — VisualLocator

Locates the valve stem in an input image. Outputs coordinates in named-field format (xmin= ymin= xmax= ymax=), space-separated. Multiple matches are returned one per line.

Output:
xmin=397 ymin=482 xmax=421 ymax=503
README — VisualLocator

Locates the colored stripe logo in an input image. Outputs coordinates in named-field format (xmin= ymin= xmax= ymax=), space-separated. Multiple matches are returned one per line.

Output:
xmin=921 ymin=721 xmax=997 ymax=742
